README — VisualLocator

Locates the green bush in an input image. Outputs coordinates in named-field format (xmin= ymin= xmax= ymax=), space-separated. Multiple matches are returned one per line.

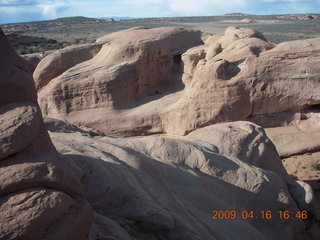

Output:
xmin=88 ymin=130 xmax=95 ymax=138
xmin=311 ymin=163 xmax=320 ymax=171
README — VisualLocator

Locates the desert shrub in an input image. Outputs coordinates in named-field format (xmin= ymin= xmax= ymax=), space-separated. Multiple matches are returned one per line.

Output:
xmin=88 ymin=130 xmax=95 ymax=138
xmin=88 ymin=130 xmax=105 ymax=137
xmin=48 ymin=39 xmax=57 ymax=44
xmin=19 ymin=49 xmax=28 ymax=55
xmin=73 ymin=38 xmax=88 ymax=44
xmin=99 ymin=132 xmax=106 ymax=137
xmin=311 ymin=163 xmax=320 ymax=171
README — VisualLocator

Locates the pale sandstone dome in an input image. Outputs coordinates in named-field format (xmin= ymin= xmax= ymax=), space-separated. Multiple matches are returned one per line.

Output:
xmin=34 ymin=43 xmax=103 ymax=90
xmin=50 ymin=121 xmax=309 ymax=240
xmin=0 ymin=28 xmax=92 ymax=240
xmin=35 ymin=26 xmax=320 ymax=137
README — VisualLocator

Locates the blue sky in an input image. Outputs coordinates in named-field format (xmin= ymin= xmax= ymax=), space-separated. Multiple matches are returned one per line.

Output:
xmin=0 ymin=0 xmax=319 ymax=24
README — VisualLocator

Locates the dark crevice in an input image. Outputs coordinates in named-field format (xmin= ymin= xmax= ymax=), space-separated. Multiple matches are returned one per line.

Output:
xmin=173 ymin=54 xmax=182 ymax=64
xmin=305 ymin=103 xmax=320 ymax=111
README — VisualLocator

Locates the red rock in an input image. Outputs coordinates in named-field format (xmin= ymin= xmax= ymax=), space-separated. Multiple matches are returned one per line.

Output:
xmin=0 ymin=27 xmax=92 ymax=240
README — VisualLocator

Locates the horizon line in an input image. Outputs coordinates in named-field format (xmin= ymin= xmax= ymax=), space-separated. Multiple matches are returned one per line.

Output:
xmin=1 ymin=12 xmax=320 ymax=25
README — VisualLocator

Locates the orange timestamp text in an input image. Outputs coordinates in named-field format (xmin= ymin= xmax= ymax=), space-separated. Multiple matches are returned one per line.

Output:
xmin=211 ymin=210 xmax=308 ymax=220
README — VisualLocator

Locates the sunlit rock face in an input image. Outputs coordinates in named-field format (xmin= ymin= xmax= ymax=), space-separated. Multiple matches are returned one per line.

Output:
xmin=35 ymin=26 xmax=320 ymax=136
xmin=0 ymin=28 xmax=93 ymax=240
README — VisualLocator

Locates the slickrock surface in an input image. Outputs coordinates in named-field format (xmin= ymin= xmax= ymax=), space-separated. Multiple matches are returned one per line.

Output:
xmin=50 ymin=121 xmax=309 ymax=240
xmin=35 ymin=26 xmax=320 ymax=137
xmin=0 ymin=28 xmax=92 ymax=240
xmin=34 ymin=43 xmax=103 ymax=90
xmin=266 ymin=118 xmax=320 ymax=159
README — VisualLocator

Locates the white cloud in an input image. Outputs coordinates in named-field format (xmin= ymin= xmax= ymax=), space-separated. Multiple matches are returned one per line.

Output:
xmin=36 ymin=1 xmax=71 ymax=17
xmin=39 ymin=4 xmax=57 ymax=17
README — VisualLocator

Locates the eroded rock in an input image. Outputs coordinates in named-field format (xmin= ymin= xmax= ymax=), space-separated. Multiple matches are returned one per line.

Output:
xmin=49 ymin=121 xmax=306 ymax=240
xmin=0 ymin=27 xmax=92 ymax=240
xmin=35 ymin=26 xmax=320 ymax=137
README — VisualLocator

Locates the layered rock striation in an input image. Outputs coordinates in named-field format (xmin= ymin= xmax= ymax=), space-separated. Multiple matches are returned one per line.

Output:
xmin=50 ymin=121 xmax=309 ymax=240
xmin=35 ymin=26 xmax=320 ymax=136
xmin=0 ymin=28 xmax=93 ymax=240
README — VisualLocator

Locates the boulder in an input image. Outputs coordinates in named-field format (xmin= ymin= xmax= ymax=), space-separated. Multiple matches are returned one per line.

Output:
xmin=0 ymin=103 xmax=41 ymax=160
xmin=186 ymin=121 xmax=288 ymax=179
xmin=265 ymin=118 xmax=320 ymax=158
xmin=35 ymin=26 xmax=320 ymax=137
xmin=0 ymin=27 xmax=92 ymax=240
xmin=49 ymin=121 xmax=306 ymax=240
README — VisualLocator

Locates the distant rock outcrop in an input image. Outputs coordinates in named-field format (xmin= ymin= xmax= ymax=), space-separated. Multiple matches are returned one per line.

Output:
xmin=240 ymin=18 xmax=255 ymax=23
xmin=277 ymin=14 xmax=320 ymax=20
xmin=0 ymin=28 xmax=92 ymax=240
xmin=35 ymin=26 xmax=320 ymax=137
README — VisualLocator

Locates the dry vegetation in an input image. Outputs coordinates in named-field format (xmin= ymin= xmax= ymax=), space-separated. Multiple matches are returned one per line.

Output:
xmin=1 ymin=14 xmax=320 ymax=55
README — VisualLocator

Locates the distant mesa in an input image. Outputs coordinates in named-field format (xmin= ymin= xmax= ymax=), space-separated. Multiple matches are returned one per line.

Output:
xmin=55 ymin=16 xmax=96 ymax=23
xmin=97 ymin=16 xmax=135 ymax=21
xmin=224 ymin=13 xmax=254 ymax=17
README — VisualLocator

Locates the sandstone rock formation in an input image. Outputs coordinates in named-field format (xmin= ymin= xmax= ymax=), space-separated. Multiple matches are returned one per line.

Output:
xmin=0 ymin=28 xmax=92 ymax=240
xmin=240 ymin=18 xmax=255 ymax=23
xmin=50 ymin=121 xmax=307 ymax=240
xmin=265 ymin=118 xmax=320 ymax=159
xmin=185 ymin=121 xmax=289 ymax=179
xmin=34 ymin=43 xmax=103 ymax=90
xmin=21 ymin=52 xmax=44 ymax=72
xmin=35 ymin=26 xmax=320 ymax=137
xmin=1 ymin=25 xmax=318 ymax=240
